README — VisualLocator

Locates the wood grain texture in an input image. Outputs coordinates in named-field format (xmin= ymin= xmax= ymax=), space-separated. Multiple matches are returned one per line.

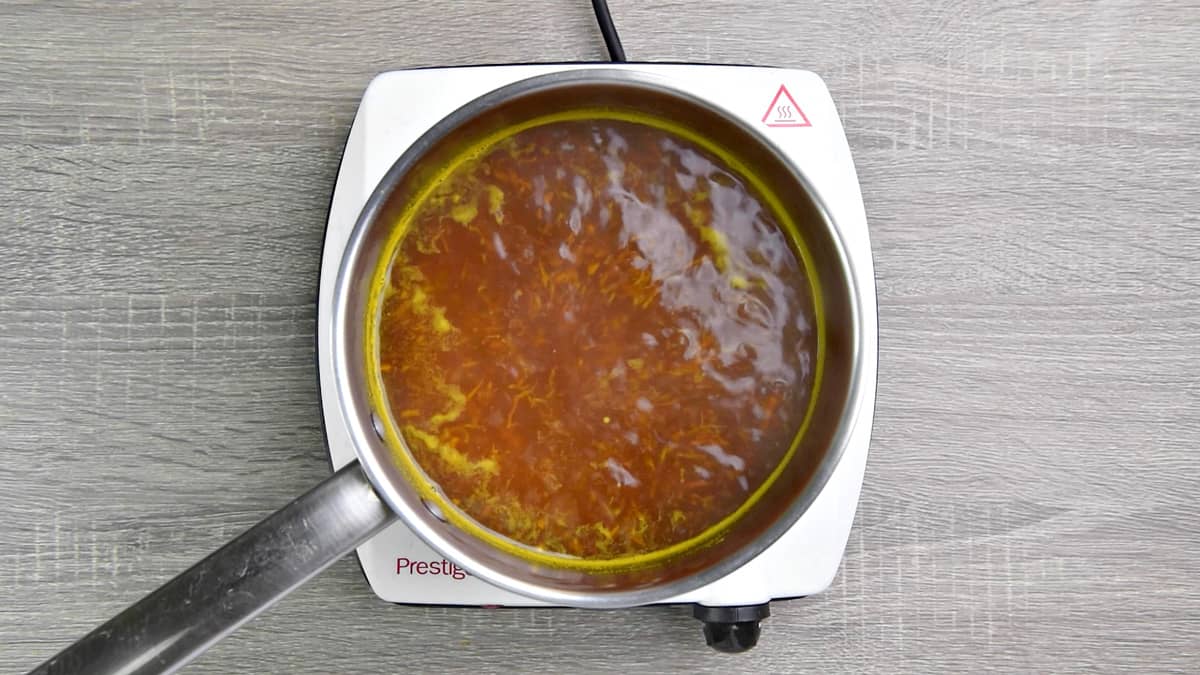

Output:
xmin=2 ymin=0 xmax=1198 ymax=672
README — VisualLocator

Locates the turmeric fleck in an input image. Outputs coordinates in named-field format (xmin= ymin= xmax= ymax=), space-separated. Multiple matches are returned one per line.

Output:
xmin=451 ymin=202 xmax=477 ymax=225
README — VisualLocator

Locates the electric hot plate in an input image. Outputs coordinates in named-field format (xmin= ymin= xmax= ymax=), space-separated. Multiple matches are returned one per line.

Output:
xmin=318 ymin=63 xmax=877 ymax=651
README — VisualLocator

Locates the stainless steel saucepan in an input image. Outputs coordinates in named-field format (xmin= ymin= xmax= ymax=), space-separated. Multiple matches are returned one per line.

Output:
xmin=32 ymin=69 xmax=867 ymax=675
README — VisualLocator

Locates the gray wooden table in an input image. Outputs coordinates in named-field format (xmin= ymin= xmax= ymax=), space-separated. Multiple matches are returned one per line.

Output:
xmin=2 ymin=1 xmax=1198 ymax=672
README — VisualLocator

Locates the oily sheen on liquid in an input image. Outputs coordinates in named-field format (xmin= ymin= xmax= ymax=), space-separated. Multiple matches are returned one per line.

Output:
xmin=376 ymin=118 xmax=817 ymax=560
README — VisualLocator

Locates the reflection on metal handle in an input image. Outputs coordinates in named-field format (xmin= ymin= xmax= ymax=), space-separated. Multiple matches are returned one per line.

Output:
xmin=30 ymin=461 xmax=396 ymax=675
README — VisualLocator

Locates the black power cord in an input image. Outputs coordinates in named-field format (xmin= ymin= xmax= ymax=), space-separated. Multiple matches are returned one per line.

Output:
xmin=590 ymin=0 xmax=627 ymax=62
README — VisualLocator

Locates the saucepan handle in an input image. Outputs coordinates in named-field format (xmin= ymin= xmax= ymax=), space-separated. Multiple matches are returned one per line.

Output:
xmin=30 ymin=460 xmax=396 ymax=675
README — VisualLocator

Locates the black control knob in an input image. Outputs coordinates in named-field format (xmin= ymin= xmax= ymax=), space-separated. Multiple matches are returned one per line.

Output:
xmin=692 ymin=602 xmax=771 ymax=653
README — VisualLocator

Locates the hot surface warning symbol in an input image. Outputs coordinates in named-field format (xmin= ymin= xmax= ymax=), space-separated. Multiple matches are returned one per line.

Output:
xmin=762 ymin=84 xmax=811 ymax=128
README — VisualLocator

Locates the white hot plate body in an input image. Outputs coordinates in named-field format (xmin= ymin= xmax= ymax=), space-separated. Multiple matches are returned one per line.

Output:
xmin=319 ymin=63 xmax=877 ymax=608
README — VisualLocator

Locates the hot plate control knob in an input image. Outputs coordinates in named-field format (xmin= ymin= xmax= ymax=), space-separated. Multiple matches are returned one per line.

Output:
xmin=692 ymin=602 xmax=771 ymax=653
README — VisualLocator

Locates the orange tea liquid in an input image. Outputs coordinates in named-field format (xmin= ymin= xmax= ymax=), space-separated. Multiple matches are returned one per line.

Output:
xmin=377 ymin=119 xmax=815 ymax=559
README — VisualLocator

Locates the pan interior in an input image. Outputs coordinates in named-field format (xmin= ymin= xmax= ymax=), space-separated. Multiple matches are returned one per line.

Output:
xmin=366 ymin=109 xmax=822 ymax=573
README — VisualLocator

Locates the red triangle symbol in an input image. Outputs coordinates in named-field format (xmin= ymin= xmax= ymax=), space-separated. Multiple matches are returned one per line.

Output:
xmin=762 ymin=84 xmax=811 ymax=128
